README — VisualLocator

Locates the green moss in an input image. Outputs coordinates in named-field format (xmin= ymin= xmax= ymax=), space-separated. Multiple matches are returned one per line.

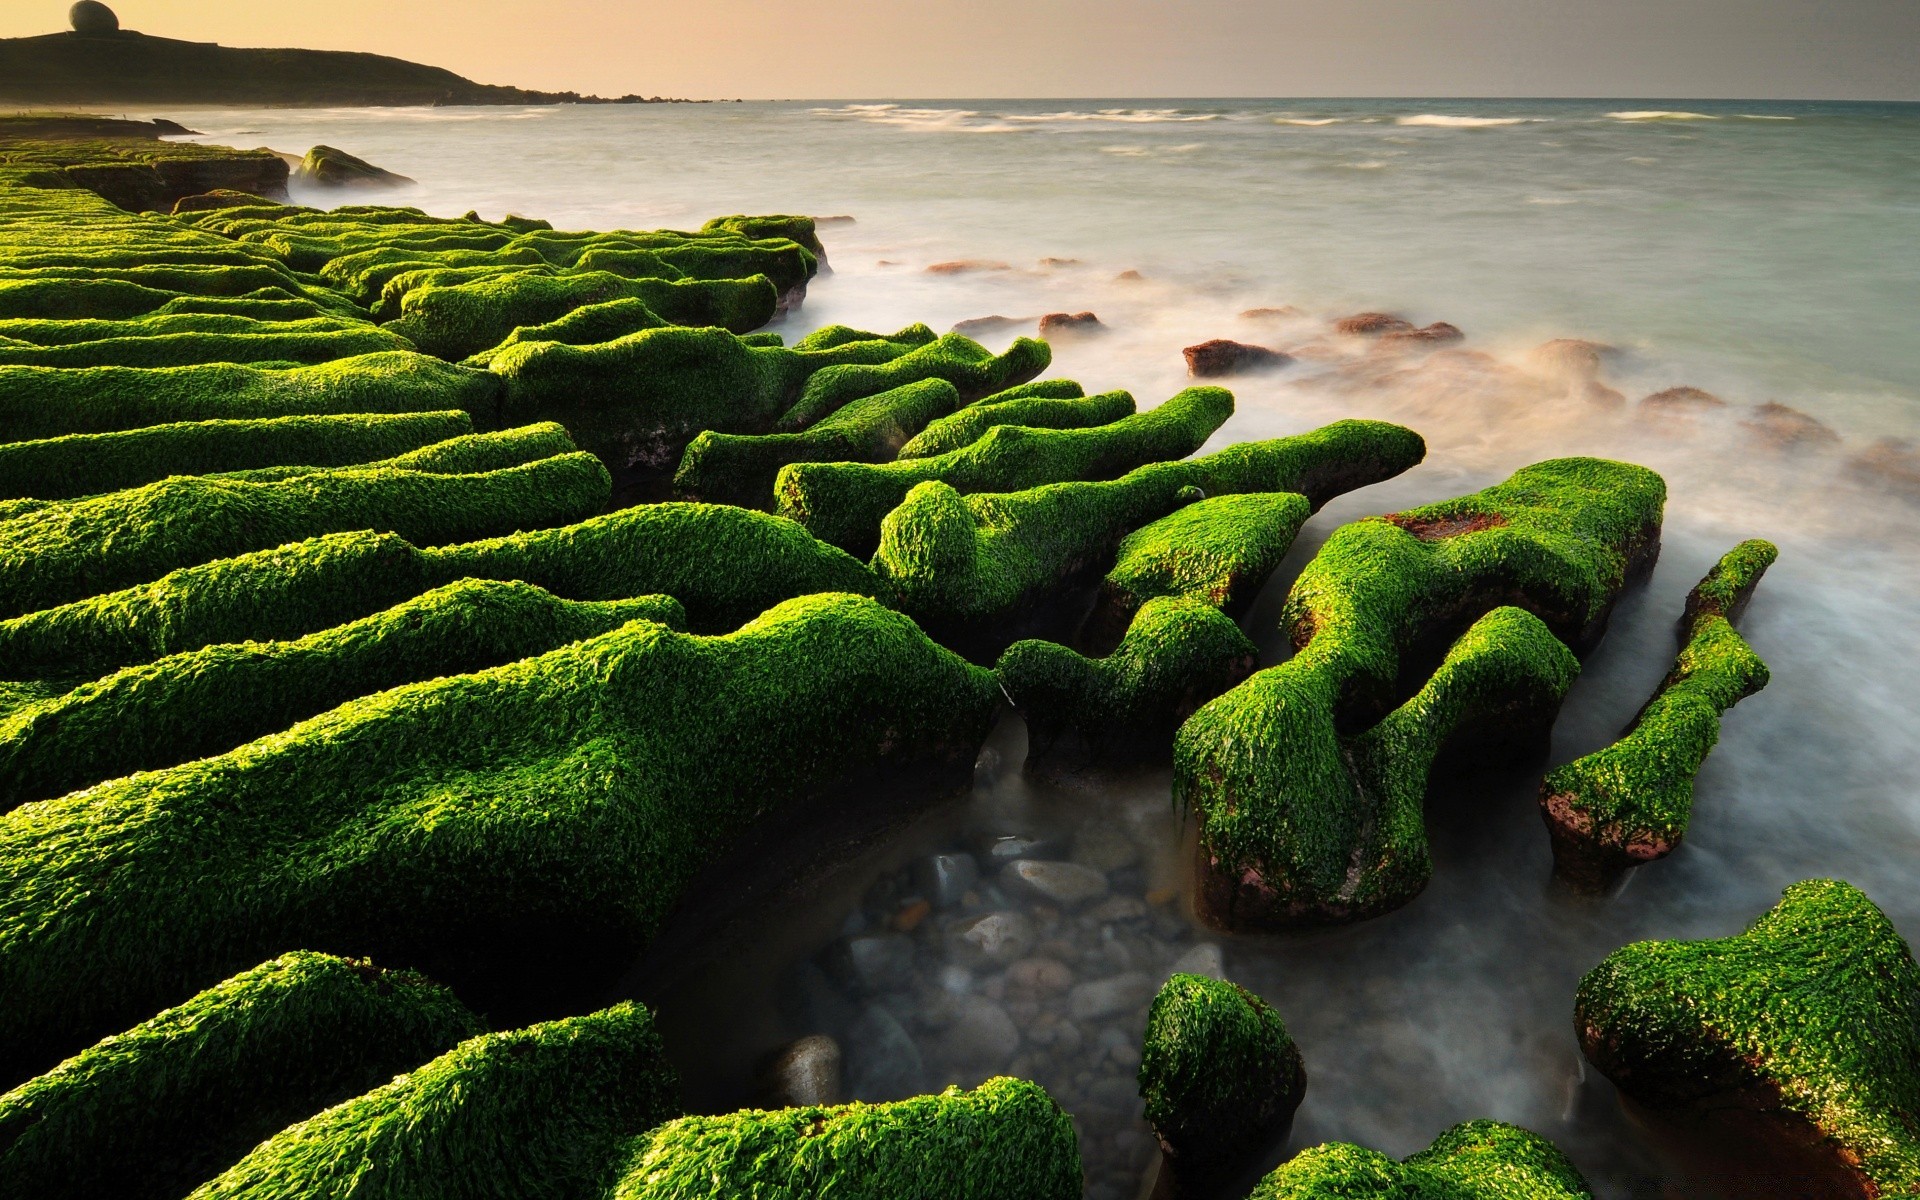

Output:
xmin=998 ymin=596 xmax=1257 ymax=765
xmin=0 ymin=579 xmax=682 ymax=810
xmin=0 ymin=951 xmax=482 ymax=1200
xmin=388 ymin=270 xmax=778 ymax=360
xmin=1253 ymin=1121 xmax=1593 ymax=1200
xmin=1176 ymin=459 xmax=1665 ymax=930
xmin=874 ymin=418 xmax=1424 ymax=659
xmin=792 ymin=323 xmax=936 ymax=352
xmin=0 ymin=410 xmax=474 ymax=501
xmin=213 ymin=423 xmax=580 ymax=483
xmin=674 ymin=378 xmax=964 ymax=508
xmin=191 ymin=1004 xmax=681 ymax=1200
xmin=897 ymin=381 xmax=1110 ymax=458
xmin=612 ymin=1077 xmax=1079 ymax=1200
xmin=0 ymin=502 xmax=876 ymax=682
xmin=699 ymin=214 xmax=825 ymax=259
xmin=0 ymin=351 xmax=504 ymax=441
xmin=1139 ymin=973 xmax=1303 ymax=1197
xmin=0 ymin=452 xmax=611 ymax=618
xmin=775 ymin=387 xmax=1228 ymax=558
xmin=0 ymin=324 xmax=411 ymax=368
xmin=1541 ymin=540 xmax=1777 ymax=889
xmin=0 ymin=593 xmax=994 ymax=1078
xmin=1575 ymin=879 xmax=1920 ymax=1195
xmin=0 ymin=311 xmax=368 ymax=347
xmin=462 ymin=298 xmax=668 ymax=366
xmin=774 ymin=333 xmax=1049 ymax=430
xmin=486 ymin=324 xmax=932 ymax=471
xmin=1090 ymin=491 xmax=1312 ymax=649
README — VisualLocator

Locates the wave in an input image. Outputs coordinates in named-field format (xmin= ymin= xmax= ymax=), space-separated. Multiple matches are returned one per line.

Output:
xmin=1608 ymin=110 xmax=1719 ymax=121
xmin=1340 ymin=161 xmax=1388 ymax=170
xmin=1275 ymin=117 xmax=1343 ymax=126
xmin=806 ymin=104 xmax=1023 ymax=133
xmin=1396 ymin=114 xmax=1543 ymax=127
xmin=1003 ymin=108 xmax=1222 ymax=124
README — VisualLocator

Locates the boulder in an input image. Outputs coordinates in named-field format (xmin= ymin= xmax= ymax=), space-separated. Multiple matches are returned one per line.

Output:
xmin=293 ymin=145 xmax=414 ymax=189
xmin=1256 ymin=1122 xmax=1593 ymax=1199
xmin=830 ymin=932 xmax=917 ymax=993
xmin=935 ymin=997 xmax=1021 ymax=1069
xmin=69 ymin=1 xmax=119 ymax=34
xmin=1038 ymin=311 xmax=1104 ymax=338
xmin=1239 ymin=306 xmax=1303 ymax=320
xmin=1069 ymin=971 xmax=1155 ymax=1020
xmin=1183 ymin=339 xmax=1292 ymax=377
xmin=1640 ymin=385 xmax=1727 ymax=417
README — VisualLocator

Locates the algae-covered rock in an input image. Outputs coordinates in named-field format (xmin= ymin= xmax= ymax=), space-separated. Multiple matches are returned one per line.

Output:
xmin=774 ymin=332 xmax=1049 ymax=430
xmin=293 ymin=146 xmax=415 ymax=189
xmin=1542 ymin=539 xmax=1777 ymax=890
xmin=0 ymin=594 xmax=996 ymax=1076
xmin=0 ymin=451 xmax=611 ymax=617
xmin=0 ymin=951 xmax=482 ymax=1200
xmin=1253 ymin=1120 xmax=1593 ymax=1199
xmin=1176 ymin=459 xmax=1664 ymax=930
xmin=0 ymin=580 xmax=682 ymax=810
xmin=998 ymin=595 xmax=1257 ymax=767
xmin=611 ymin=1077 xmax=1080 ymax=1200
xmin=1576 ymin=879 xmax=1920 ymax=1197
xmin=1139 ymin=973 xmax=1305 ymax=1197
xmin=896 ymin=379 xmax=1108 ymax=458
xmin=191 ymin=1004 xmax=680 ymax=1200
xmin=778 ymin=386 xmax=1225 ymax=558
xmin=1087 ymin=490 xmax=1311 ymax=651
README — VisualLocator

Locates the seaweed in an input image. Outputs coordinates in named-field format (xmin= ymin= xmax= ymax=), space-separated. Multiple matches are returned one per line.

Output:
xmin=1253 ymin=1121 xmax=1593 ymax=1199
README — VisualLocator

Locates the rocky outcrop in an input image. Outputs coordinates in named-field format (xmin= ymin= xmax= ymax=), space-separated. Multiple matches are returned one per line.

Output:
xmin=293 ymin=145 xmax=413 ymax=189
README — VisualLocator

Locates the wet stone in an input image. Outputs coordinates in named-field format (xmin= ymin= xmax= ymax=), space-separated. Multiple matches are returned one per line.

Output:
xmin=764 ymin=1034 xmax=844 ymax=1107
xmin=1007 ymin=956 xmax=1076 ymax=994
xmin=1071 ymin=822 xmax=1140 ymax=873
xmin=948 ymin=911 xmax=1037 ymax=968
xmin=1070 ymin=971 xmax=1156 ymax=1021
xmin=831 ymin=932 xmax=916 ymax=993
xmin=936 ymin=996 xmax=1021 ymax=1069
xmin=846 ymin=1005 xmax=925 ymax=1100
xmin=911 ymin=852 xmax=980 ymax=910
xmin=1001 ymin=859 xmax=1111 ymax=907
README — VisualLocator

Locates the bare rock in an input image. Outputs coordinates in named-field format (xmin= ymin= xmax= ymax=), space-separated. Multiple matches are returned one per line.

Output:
xmin=1528 ymin=338 xmax=1617 ymax=383
xmin=1038 ymin=311 xmax=1105 ymax=338
xmin=911 ymin=853 xmax=980 ymax=910
xmin=1641 ymin=386 xmax=1727 ymax=415
xmin=762 ymin=1034 xmax=844 ymax=1107
xmin=846 ymin=1005 xmax=926 ymax=1100
xmin=1379 ymin=321 xmax=1465 ymax=347
xmin=1182 ymin=339 xmax=1292 ymax=377
xmin=1239 ymin=305 xmax=1303 ymax=320
xmin=1333 ymin=311 xmax=1416 ymax=335
xmin=1168 ymin=942 xmax=1226 ymax=980
xmin=830 ymin=932 xmax=916 ymax=993
xmin=70 ymin=1 xmax=118 ymax=35
xmin=927 ymin=260 xmax=1011 ymax=275
xmin=951 ymin=315 xmax=1034 ymax=336
xmin=1848 ymin=439 xmax=1920 ymax=497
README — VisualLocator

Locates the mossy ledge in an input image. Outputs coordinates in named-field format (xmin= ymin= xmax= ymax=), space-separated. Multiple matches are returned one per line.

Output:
xmin=1542 ymin=539 xmax=1778 ymax=891
xmin=611 ymin=1077 xmax=1081 ymax=1200
xmin=0 ymin=951 xmax=482 ymax=1200
xmin=1576 ymin=879 xmax=1920 ymax=1198
xmin=0 ymin=594 xmax=996 ymax=1082
xmin=1139 ymin=973 xmax=1305 ymax=1198
xmin=1175 ymin=459 xmax=1665 ymax=931
xmin=1251 ymin=1120 xmax=1594 ymax=1199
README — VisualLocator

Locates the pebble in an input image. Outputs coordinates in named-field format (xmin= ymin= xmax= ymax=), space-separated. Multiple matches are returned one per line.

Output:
xmin=1000 ymin=859 xmax=1111 ymax=907
xmin=1070 ymin=971 xmax=1155 ymax=1021
xmin=1006 ymin=956 xmax=1075 ymax=994
xmin=948 ymin=911 xmax=1036 ymax=968
xmin=764 ymin=1034 xmax=844 ymax=1107
xmin=937 ymin=964 xmax=975 ymax=995
xmin=1087 ymin=895 xmax=1148 ymax=924
xmin=893 ymin=899 xmax=931 ymax=932
xmin=936 ymin=996 xmax=1021 ymax=1068
xmin=833 ymin=933 xmax=916 ymax=993
xmin=911 ymin=853 xmax=980 ymax=910
xmin=1070 ymin=821 xmax=1140 ymax=873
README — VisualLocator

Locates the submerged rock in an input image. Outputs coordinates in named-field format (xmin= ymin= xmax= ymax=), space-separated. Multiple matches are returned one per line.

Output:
xmin=846 ymin=1004 xmax=927 ymax=1100
xmin=1182 ymin=338 xmax=1292 ymax=377
xmin=1070 ymin=971 xmax=1156 ymax=1021
xmin=831 ymin=933 xmax=917 ymax=994
xmin=936 ymin=996 xmax=1021 ymax=1069
xmin=948 ymin=911 xmax=1038 ymax=968
xmin=912 ymin=852 xmax=981 ymax=910
xmin=951 ymin=314 xmax=1034 ymax=336
xmin=293 ymin=145 xmax=414 ymax=189
xmin=1849 ymin=437 xmax=1920 ymax=497
xmin=1001 ymin=859 xmax=1111 ymax=908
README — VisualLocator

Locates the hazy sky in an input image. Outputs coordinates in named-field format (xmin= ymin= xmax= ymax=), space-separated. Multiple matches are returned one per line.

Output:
xmin=6 ymin=0 xmax=1918 ymax=100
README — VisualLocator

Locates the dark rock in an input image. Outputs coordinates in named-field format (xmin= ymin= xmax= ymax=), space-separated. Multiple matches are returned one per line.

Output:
xmin=762 ymin=1034 xmax=844 ymax=1107
xmin=1182 ymin=339 xmax=1292 ymax=377
xmin=1001 ymin=860 xmax=1111 ymax=907
xmin=69 ymin=2 xmax=118 ymax=35
xmin=293 ymin=145 xmax=414 ymax=189
xmin=1333 ymin=311 xmax=1416 ymax=335
xmin=1038 ymin=311 xmax=1104 ymax=338
xmin=911 ymin=853 xmax=980 ymax=910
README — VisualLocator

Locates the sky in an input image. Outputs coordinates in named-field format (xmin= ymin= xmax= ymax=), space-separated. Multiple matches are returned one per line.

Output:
xmin=4 ymin=0 xmax=1918 ymax=101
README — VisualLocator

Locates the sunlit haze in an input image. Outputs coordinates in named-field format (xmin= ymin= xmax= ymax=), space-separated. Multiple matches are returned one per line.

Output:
xmin=2 ymin=0 xmax=1917 ymax=100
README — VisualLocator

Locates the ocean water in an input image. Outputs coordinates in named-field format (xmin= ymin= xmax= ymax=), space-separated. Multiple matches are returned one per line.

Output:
xmin=169 ymin=99 xmax=1920 ymax=1197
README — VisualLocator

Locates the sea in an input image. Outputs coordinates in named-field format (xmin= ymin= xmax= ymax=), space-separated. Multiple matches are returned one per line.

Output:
xmin=167 ymin=98 xmax=1920 ymax=1198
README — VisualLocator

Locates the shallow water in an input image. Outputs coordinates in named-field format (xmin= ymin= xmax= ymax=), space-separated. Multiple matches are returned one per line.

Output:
xmin=167 ymin=98 xmax=1920 ymax=1197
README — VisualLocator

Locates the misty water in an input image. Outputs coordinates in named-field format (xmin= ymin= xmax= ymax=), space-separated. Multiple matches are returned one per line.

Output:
xmin=176 ymin=99 xmax=1920 ymax=1197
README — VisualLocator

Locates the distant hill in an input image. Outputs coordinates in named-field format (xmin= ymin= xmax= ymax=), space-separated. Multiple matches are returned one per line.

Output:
xmin=0 ymin=14 xmax=699 ymax=107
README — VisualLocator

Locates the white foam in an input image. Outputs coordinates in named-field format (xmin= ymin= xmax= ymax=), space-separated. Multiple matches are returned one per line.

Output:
xmin=1608 ymin=110 xmax=1719 ymax=121
xmin=1003 ymin=108 xmax=1221 ymax=124
xmin=1340 ymin=160 xmax=1388 ymax=170
xmin=1275 ymin=117 xmax=1343 ymax=126
xmin=1396 ymin=114 xmax=1541 ymax=127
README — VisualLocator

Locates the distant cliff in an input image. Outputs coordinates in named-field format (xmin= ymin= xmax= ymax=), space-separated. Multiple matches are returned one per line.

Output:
xmin=0 ymin=24 xmax=702 ymax=108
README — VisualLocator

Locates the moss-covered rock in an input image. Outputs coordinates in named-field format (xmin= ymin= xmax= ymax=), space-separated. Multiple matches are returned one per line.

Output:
xmin=1252 ymin=1121 xmax=1593 ymax=1199
xmin=1541 ymin=539 xmax=1777 ymax=890
xmin=1087 ymin=491 xmax=1311 ymax=652
xmin=998 ymin=596 xmax=1257 ymax=767
xmin=875 ymin=419 xmax=1425 ymax=660
xmin=1139 ymin=973 xmax=1304 ymax=1197
xmin=0 ymin=580 xmax=682 ymax=809
xmin=293 ymin=146 xmax=414 ymax=189
xmin=1576 ymin=879 xmax=1920 ymax=1196
xmin=0 ymin=351 xmax=504 ymax=441
xmin=611 ymin=1077 xmax=1080 ymax=1200
xmin=896 ymin=379 xmax=1103 ymax=458
xmin=0 ymin=951 xmax=482 ymax=1200
xmin=776 ymin=387 xmax=1229 ymax=558
xmin=0 ymin=451 xmax=611 ymax=618
xmin=0 ymin=594 xmax=995 ymax=1076
xmin=0 ymin=410 xmax=473 ymax=501
xmin=1176 ymin=459 xmax=1664 ymax=930
xmin=0 ymin=321 xmax=411 ymax=368
xmin=775 ymin=334 xmax=1050 ymax=431
xmin=191 ymin=1003 xmax=681 ymax=1200
xmin=674 ymin=378 xmax=964 ymax=508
